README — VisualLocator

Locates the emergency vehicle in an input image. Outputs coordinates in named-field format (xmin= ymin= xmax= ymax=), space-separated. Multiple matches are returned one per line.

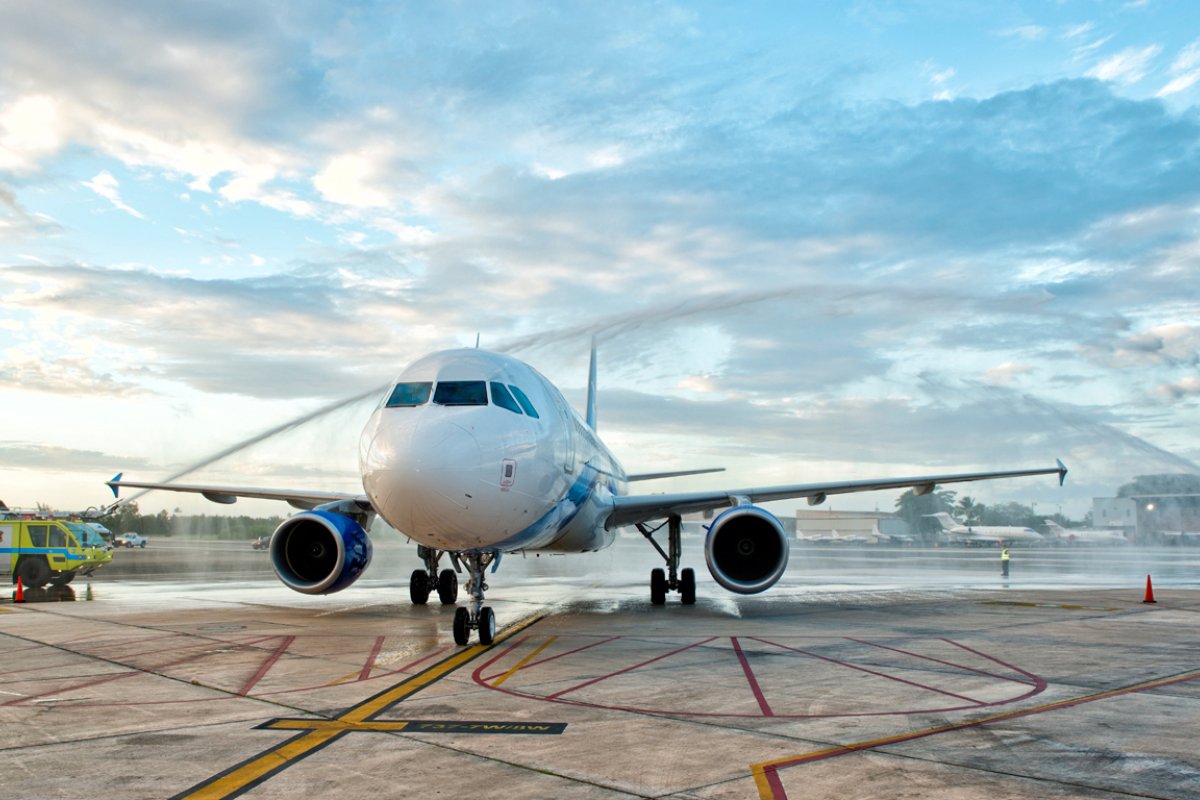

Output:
xmin=1 ymin=516 xmax=113 ymax=588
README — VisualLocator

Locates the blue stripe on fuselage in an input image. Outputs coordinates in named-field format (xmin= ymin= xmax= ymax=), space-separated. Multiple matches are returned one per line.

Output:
xmin=488 ymin=463 xmax=603 ymax=552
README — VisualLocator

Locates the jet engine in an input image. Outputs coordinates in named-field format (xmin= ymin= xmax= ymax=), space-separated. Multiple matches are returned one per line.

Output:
xmin=270 ymin=510 xmax=373 ymax=595
xmin=703 ymin=506 xmax=789 ymax=594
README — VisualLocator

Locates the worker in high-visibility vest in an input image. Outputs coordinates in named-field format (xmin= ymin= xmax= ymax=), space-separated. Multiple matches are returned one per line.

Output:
xmin=1000 ymin=546 xmax=1010 ymax=578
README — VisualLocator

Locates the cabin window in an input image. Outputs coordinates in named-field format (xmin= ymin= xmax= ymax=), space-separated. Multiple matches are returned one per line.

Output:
xmin=508 ymin=385 xmax=539 ymax=418
xmin=27 ymin=524 xmax=49 ymax=547
xmin=490 ymin=382 xmax=523 ymax=415
xmin=433 ymin=381 xmax=488 ymax=406
xmin=385 ymin=382 xmax=433 ymax=407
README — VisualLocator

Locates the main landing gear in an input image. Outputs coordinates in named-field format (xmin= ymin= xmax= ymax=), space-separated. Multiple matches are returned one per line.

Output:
xmin=409 ymin=545 xmax=459 ymax=606
xmin=637 ymin=515 xmax=696 ymax=606
xmin=453 ymin=551 xmax=498 ymax=646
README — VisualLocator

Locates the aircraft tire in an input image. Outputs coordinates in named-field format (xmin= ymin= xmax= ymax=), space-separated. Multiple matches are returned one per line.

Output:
xmin=437 ymin=569 xmax=458 ymax=604
xmin=650 ymin=568 xmax=666 ymax=606
xmin=453 ymin=607 xmax=471 ymax=646
xmin=409 ymin=569 xmax=431 ymax=605
xmin=478 ymin=607 xmax=496 ymax=645
xmin=17 ymin=557 xmax=50 ymax=589
xmin=680 ymin=567 xmax=696 ymax=605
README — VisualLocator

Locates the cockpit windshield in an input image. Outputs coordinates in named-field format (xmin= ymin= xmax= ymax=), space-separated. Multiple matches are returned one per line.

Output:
xmin=433 ymin=381 xmax=488 ymax=406
xmin=386 ymin=382 xmax=433 ymax=407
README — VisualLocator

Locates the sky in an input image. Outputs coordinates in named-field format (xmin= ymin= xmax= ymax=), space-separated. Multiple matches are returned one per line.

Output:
xmin=2 ymin=0 xmax=1199 ymax=521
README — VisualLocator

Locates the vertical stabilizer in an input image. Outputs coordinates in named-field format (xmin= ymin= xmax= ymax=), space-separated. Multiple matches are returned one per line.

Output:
xmin=929 ymin=512 xmax=957 ymax=530
xmin=586 ymin=338 xmax=598 ymax=430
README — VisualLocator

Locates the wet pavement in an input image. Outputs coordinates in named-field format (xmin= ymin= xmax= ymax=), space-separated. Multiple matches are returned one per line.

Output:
xmin=2 ymin=539 xmax=1198 ymax=799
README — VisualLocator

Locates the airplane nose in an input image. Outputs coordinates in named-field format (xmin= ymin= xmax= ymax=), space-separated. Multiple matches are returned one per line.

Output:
xmin=362 ymin=414 xmax=483 ymax=541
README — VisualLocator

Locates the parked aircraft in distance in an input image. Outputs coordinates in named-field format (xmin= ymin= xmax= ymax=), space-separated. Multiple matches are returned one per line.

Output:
xmin=1043 ymin=519 xmax=1129 ymax=545
xmin=927 ymin=512 xmax=1044 ymax=545
xmin=802 ymin=529 xmax=872 ymax=545
xmin=109 ymin=346 xmax=1067 ymax=644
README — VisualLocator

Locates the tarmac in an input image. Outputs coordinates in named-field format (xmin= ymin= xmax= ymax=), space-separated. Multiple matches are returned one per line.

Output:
xmin=2 ymin=539 xmax=1199 ymax=799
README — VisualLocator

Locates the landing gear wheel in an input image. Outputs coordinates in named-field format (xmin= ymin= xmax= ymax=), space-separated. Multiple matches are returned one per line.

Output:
xmin=680 ymin=567 xmax=696 ymax=605
xmin=437 ymin=569 xmax=458 ymax=605
xmin=478 ymin=607 xmax=496 ymax=645
xmin=48 ymin=571 xmax=76 ymax=586
xmin=453 ymin=607 xmax=471 ymax=646
xmin=409 ymin=569 xmax=431 ymax=605
xmin=650 ymin=568 xmax=666 ymax=606
xmin=17 ymin=558 xmax=50 ymax=589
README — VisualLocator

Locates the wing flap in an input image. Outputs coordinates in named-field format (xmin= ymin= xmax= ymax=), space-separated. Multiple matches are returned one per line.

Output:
xmin=608 ymin=463 xmax=1067 ymax=529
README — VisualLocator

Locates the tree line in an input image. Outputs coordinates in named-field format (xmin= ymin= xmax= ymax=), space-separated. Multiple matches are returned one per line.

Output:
xmin=101 ymin=502 xmax=283 ymax=540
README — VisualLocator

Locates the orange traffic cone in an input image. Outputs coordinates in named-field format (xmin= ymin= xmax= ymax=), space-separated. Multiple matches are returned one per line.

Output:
xmin=14 ymin=576 xmax=24 ymax=603
xmin=1143 ymin=574 xmax=1157 ymax=604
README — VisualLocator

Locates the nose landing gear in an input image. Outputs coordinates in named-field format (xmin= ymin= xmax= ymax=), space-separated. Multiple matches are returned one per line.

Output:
xmin=452 ymin=551 xmax=499 ymax=646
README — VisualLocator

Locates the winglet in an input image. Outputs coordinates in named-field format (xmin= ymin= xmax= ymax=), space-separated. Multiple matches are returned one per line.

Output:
xmin=108 ymin=472 xmax=123 ymax=498
xmin=1057 ymin=459 xmax=1068 ymax=486
xmin=585 ymin=337 xmax=598 ymax=431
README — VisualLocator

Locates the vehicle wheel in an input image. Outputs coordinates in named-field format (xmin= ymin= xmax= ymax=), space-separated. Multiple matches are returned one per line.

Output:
xmin=437 ymin=568 xmax=458 ymax=604
xmin=48 ymin=571 xmax=76 ymax=586
xmin=680 ymin=567 xmax=696 ymax=605
xmin=478 ymin=607 xmax=496 ymax=645
xmin=453 ymin=607 xmax=471 ymax=646
xmin=17 ymin=557 xmax=50 ymax=589
xmin=409 ymin=569 xmax=430 ymax=605
xmin=140 ymin=542 xmax=146 ymax=548
xmin=650 ymin=568 xmax=666 ymax=606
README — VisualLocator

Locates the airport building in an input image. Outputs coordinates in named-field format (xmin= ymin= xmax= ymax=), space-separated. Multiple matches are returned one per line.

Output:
xmin=1092 ymin=494 xmax=1200 ymax=543
xmin=793 ymin=509 xmax=911 ymax=543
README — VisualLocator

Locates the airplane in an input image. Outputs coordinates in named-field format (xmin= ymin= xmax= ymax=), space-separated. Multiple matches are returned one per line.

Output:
xmin=926 ymin=512 xmax=1044 ymax=545
xmin=1042 ymin=519 xmax=1129 ymax=545
xmin=801 ymin=529 xmax=872 ymax=545
xmin=108 ymin=346 xmax=1067 ymax=645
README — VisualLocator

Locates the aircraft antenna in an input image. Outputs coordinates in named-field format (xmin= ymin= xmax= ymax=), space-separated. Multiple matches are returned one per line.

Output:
xmin=586 ymin=337 xmax=598 ymax=430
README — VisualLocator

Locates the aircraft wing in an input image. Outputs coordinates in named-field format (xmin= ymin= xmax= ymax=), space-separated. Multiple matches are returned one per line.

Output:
xmin=607 ymin=461 xmax=1067 ymax=529
xmin=107 ymin=475 xmax=370 ymax=511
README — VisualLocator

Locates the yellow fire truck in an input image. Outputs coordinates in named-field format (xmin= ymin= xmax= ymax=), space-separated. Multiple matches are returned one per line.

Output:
xmin=1 ymin=517 xmax=113 ymax=588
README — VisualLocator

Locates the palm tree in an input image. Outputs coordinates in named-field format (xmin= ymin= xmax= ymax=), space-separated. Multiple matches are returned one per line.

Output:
xmin=956 ymin=496 xmax=983 ymax=526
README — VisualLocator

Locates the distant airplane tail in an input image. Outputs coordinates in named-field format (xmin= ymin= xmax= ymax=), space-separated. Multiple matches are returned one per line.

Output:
xmin=1043 ymin=519 xmax=1066 ymax=533
xmin=926 ymin=512 xmax=957 ymax=530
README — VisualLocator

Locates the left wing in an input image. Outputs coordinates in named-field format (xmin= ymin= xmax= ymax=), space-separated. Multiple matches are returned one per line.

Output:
xmin=608 ymin=461 xmax=1067 ymax=529
xmin=107 ymin=474 xmax=369 ymax=511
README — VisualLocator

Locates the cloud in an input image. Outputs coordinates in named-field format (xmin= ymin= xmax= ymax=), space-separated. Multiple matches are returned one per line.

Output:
xmin=999 ymin=26 xmax=1046 ymax=42
xmin=0 ymin=181 xmax=62 ymax=240
xmin=0 ymin=442 xmax=151 ymax=472
xmin=1086 ymin=45 xmax=1162 ymax=85
xmin=1155 ymin=377 xmax=1200 ymax=401
xmin=82 ymin=171 xmax=145 ymax=219
xmin=1157 ymin=39 xmax=1200 ymax=97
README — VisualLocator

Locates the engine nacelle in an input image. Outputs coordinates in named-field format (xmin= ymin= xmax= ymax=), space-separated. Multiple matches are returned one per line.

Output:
xmin=704 ymin=505 xmax=789 ymax=594
xmin=270 ymin=511 xmax=373 ymax=595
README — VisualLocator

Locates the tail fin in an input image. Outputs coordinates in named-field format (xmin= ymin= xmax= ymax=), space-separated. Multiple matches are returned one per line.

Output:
xmin=585 ymin=338 xmax=598 ymax=430
xmin=925 ymin=512 xmax=957 ymax=530
xmin=1043 ymin=519 xmax=1065 ymax=533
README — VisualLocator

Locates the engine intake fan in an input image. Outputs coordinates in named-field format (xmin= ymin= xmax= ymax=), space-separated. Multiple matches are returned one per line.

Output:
xmin=703 ymin=505 xmax=789 ymax=594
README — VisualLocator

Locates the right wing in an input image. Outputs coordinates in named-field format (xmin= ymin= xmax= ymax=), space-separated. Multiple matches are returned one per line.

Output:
xmin=608 ymin=461 xmax=1067 ymax=529
xmin=107 ymin=474 xmax=369 ymax=511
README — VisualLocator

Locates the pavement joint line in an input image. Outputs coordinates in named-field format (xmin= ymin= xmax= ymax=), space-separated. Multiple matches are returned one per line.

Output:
xmin=170 ymin=612 xmax=547 ymax=800
xmin=748 ymin=667 xmax=1200 ymax=800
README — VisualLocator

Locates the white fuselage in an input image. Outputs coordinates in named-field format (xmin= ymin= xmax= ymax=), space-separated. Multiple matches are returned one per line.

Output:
xmin=931 ymin=514 xmax=1042 ymax=544
xmin=358 ymin=349 xmax=626 ymax=554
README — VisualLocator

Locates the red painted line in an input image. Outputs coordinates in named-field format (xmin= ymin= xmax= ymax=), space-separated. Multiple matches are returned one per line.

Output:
xmin=469 ymin=637 xmax=532 ymax=686
xmin=732 ymin=637 xmax=774 ymax=717
xmin=846 ymin=638 xmax=1038 ymax=687
xmin=940 ymin=638 xmax=1046 ymax=688
xmin=480 ymin=636 xmax=620 ymax=682
xmin=358 ymin=636 xmax=385 ymax=681
xmin=4 ymin=646 xmax=224 ymax=706
xmin=546 ymin=637 xmax=718 ymax=700
xmin=376 ymin=646 xmax=452 ymax=678
xmin=237 ymin=636 xmax=295 ymax=696
xmin=758 ymin=669 xmax=1200 ymax=797
xmin=751 ymin=637 xmax=985 ymax=707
